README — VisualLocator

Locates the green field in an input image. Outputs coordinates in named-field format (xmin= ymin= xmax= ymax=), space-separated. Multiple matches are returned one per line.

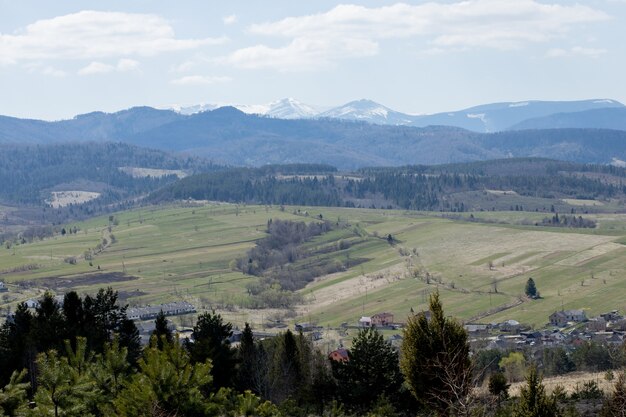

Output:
xmin=2 ymin=203 xmax=626 ymax=331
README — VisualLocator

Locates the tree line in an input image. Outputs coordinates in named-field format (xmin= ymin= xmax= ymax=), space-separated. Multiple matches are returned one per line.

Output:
xmin=4 ymin=289 xmax=626 ymax=416
xmin=0 ymin=142 xmax=220 ymax=205
xmin=149 ymin=159 xmax=626 ymax=213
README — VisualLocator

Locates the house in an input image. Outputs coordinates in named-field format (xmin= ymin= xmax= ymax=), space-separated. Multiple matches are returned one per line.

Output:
xmin=600 ymin=311 xmax=622 ymax=322
xmin=328 ymin=348 xmax=349 ymax=362
xmin=499 ymin=319 xmax=521 ymax=333
xmin=25 ymin=299 xmax=39 ymax=309
xmin=359 ymin=316 xmax=372 ymax=327
xmin=371 ymin=312 xmax=394 ymax=327
xmin=0 ymin=282 xmax=7 ymax=292
xmin=586 ymin=317 xmax=607 ymax=332
xmin=464 ymin=324 xmax=490 ymax=336
xmin=295 ymin=322 xmax=314 ymax=332
xmin=127 ymin=301 xmax=196 ymax=321
xmin=550 ymin=310 xmax=587 ymax=327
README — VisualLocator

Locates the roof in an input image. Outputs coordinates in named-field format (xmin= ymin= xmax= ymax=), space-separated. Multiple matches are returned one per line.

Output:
xmin=372 ymin=312 xmax=394 ymax=318
xmin=359 ymin=316 xmax=371 ymax=322
xmin=329 ymin=348 xmax=349 ymax=361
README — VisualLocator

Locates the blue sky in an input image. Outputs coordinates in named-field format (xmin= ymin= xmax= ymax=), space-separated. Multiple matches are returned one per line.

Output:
xmin=1 ymin=0 xmax=625 ymax=120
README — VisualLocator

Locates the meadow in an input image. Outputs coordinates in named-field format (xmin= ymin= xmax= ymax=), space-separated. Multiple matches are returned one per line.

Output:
xmin=2 ymin=202 xmax=626 ymax=333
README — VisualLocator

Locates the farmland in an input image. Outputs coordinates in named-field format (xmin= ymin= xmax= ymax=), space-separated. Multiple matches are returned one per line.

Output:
xmin=2 ymin=202 xmax=626 ymax=332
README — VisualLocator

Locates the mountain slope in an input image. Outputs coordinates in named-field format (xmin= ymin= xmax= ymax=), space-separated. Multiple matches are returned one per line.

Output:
xmin=4 ymin=106 xmax=626 ymax=169
xmin=410 ymin=99 xmax=624 ymax=132
xmin=509 ymin=107 xmax=626 ymax=131
xmin=319 ymin=99 xmax=415 ymax=125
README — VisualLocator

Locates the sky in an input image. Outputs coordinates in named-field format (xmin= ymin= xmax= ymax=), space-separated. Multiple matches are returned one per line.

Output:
xmin=1 ymin=0 xmax=625 ymax=120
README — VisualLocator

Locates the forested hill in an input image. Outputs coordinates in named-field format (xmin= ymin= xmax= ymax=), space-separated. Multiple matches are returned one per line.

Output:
xmin=150 ymin=158 xmax=626 ymax=213
xmin=0 ymin=142 xmax=221 ymax=205
xmin=4 ymin=107 xmax=626 ymax=168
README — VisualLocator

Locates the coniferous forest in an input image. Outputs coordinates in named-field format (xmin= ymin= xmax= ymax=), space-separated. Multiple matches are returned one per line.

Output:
xmin=2 ymin=289 xmax=626 ymax=416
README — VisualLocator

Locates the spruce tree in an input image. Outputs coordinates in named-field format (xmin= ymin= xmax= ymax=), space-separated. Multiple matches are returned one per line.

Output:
xmin=236 ymin=323 xmax=256 ymax=393
xmin=513 ymin=366 xmax=558 ymax=417
xmin=152 ymin=310 xmax=173 ymax=350
xmin=187 ymin=311 xmax=236 ymax=389
xmin=400 ymin=291 xmax=472 ymax=416
xmin=525 ymin=278 xmax=538 ymax=298
xmin=332 ymin=327 xmax=402 ymax=413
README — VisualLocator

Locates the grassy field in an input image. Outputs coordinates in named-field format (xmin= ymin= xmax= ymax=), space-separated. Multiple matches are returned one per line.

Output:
xmin=2 ymin=203 xmax=626 ymax=332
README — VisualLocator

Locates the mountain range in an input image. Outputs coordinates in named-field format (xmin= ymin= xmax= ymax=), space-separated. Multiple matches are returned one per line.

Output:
xmin=4 ymin=101 xmax=626 ymax=169
xmin=172 ymin=98 xmax=625 ymax=133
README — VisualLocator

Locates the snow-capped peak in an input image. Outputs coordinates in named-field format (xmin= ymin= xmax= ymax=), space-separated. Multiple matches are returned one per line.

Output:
xmin=173 ymin=98 xmax=321 ymax=119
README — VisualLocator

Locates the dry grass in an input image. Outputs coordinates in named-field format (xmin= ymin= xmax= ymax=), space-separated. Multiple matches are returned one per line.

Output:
xmin=508 ymin=371 xmax=613 ymax=397
xmin=46 ymin=191 xmax=100 ymax=208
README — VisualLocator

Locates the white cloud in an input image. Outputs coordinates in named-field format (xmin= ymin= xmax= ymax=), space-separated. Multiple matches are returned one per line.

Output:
xmin=78 ymin=58 xmax=141 ymax=75
xmin=222 ymin=14 xmax=238 ymax=25
xmin=0 ymin=10 xmax=227 ymax=65
xmin=546 ymin=46 xmax=607 ymax=58
xmin=170 ymin=75 xmax=232 ymax=85
xmin=41 ymin=66 xmax=67 ymax=77
xmin=224 ymin=1 xmax=610 ymax=70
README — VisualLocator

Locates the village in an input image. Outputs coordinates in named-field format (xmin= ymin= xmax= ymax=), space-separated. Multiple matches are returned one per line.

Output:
xmin=2 ymin=279 xmax=625 ymax=355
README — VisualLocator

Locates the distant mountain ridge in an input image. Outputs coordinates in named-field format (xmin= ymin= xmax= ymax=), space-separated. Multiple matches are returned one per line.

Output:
xmin=3 ymin=105 xmax=626 ymax=169
xmin=172 ymin=98 xmax=625 ymax=132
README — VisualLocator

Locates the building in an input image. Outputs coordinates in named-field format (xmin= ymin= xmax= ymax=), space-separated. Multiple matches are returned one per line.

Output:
xmin=295 ymin=322 xmax=314 ymax=332
xmin=371 ymin=312 xmax=394 ymax=327
xmin=328 ymin=348 xmax=349 ymax=362
xmin=359 ymin=316 xmax=372 ymax=327
xmin=0 ymin=282 xmax=7 ymax=292
xmin=499 ymin=319 xmax=521 ymax=333
xmin=550 ymin=310 xmax=587 ymax=327
xmin=127 ymin=301 xmax=196 ymax=321
xmin=25 ymin=299 xmax=39 ymax=309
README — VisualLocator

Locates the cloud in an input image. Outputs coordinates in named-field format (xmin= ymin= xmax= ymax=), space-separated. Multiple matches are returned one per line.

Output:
xmin=78 ymin=58 xmax=140 ymax=75
xmin=0 ymin=10 xmax=227 ymax=65
xmin=546 ymin=46 xmax=607 ymax=58
xmin=223 ymin=14 xmax=238 ymax=25
xmin=41 ymin=66 xmax=67 ymax=77
xmin=224 ymin=1 xmax=610 ymax=71
xmin=170 ymin=75 xmax=232 ymax=85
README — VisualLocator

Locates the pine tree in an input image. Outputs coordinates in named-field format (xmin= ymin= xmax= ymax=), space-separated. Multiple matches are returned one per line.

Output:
xmin=152 ymin=311 xmax=173 ymax=350
xmin=513 ymin=366 xmax=558 ymax=417
xmin=31 ymin=348 xmax=96 ymax=417
xmin=0 ymin=370 xmax=29 ymax=417
xmin=400 ymin=291 xmax=472 ymax=416
xmin=600 ymin=371 xmax=626 ymax=417
xmin=187 ymin=311 xmax=236 ymax=389
xmin=525 ymin=278 xmax=538 ymax=298
xmin=332 ymin=327 xmax=402 ymax=413
xmin=236 ymin=323 xmax=256 ymax=393
xmin=113 ymin=336 xmax=212 ymax=417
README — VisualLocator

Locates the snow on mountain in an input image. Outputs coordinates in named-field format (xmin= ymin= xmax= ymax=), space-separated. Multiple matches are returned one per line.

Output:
xmin=174 ymin=98 xmax=320 ymax=119
xmin=172 ymin=98 xmax=625 ymax=132
xmin=172 ymin=103 xmax=219 ymax=115
xmin=319 ymin=99 xmax=415 ymax=125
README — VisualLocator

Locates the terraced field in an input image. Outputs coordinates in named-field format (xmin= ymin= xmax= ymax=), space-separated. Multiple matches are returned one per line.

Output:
xmin=2 ymin=203 xmax=626 ymax=331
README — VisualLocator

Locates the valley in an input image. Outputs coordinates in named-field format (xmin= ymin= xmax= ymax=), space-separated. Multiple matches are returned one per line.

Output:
xmin=3 ymin=202 xmax=626 ymax=335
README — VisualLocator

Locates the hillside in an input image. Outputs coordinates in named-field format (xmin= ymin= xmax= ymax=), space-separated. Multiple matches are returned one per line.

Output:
xmin=150 ymin=158 xmax=626 ymax=214
xmin=3 ymin=203 xmax=626 ymax=331
xmin=4 ymin=107 xmax=626 ymax=169
xmin=510 ymin=107 xmax=626 ymax=131
xmin=174 ymin=98 xmax=625 ymax=132
xmin=0 ymin=142 xmax=220 ymax=206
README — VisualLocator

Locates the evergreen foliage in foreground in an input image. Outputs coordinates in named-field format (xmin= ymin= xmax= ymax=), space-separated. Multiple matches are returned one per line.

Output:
xmin=401 ymin=291 xmax=472 ymax=416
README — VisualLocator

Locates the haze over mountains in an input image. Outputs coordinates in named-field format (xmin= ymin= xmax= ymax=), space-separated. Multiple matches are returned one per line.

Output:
xmin=2 ymin=98 xmax=626 ymax=169
xmin=173 ymin=98 xmax=624 ymax=132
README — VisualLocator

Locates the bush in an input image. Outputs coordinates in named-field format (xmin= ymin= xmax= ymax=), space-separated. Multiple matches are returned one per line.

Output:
xmin=570 ymin=380 xmax=604 ymax=401
xmin=489 ymin=372 xmax=510 ymax=400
